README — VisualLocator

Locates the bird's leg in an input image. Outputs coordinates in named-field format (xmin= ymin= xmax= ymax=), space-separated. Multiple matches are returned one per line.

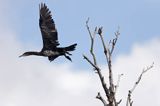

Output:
xmin=64 ymin=54 xmax=72 ymax=62
xmin=65 ymin=51 xmax=72 ymax=55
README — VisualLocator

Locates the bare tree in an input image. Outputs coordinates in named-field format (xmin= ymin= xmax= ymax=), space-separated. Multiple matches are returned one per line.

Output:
xmin=83 ymin=18 xmax=154 ymax=106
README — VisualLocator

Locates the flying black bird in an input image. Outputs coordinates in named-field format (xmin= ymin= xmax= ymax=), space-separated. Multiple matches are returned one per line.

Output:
xmin=19 ymin=3 xmax=77 ymax=62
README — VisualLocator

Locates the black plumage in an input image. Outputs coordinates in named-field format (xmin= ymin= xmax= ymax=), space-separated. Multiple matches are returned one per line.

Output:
xmin=20 ymin=3 xmax=77 ymax=62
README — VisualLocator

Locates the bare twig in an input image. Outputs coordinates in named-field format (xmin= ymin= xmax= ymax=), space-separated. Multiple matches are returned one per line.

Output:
xmin=83 ymin=55 xmax=110 ymax=101
xmin=84 ymin=19 xmax=121 ymax=106
xmin=83 ymin=55 xmax=99 ymax=71
xmin=86 ymin=18 xmax=97 ymax=65
xmin=115 ymin=74 xmax=123 ymax=95
xmin=126 ymin=90 xmax=133 ymax=106
xmin=84 ymin=19 xmax=110 ymax=101
xmin=98 ymin=27 xmax=117 ymax=106
xmin=84 ymin=19 xmax=154 ymax=106
xmin=98 ymin=27 xmax=109 ymax=60
xmin=110 ymin=28 xmax=120 ymax=54
xmin=83 ymin=54 xmax=109 ymax=97
xmin=126 ymin=62 xmax=154 ymax=106
xmin=117 ymin=99 xmax=122 ymax=105
xmin=114 ymin=74 xmax=123 ymax=105
xmin=96 ymin=92 xmax=107 ymax=106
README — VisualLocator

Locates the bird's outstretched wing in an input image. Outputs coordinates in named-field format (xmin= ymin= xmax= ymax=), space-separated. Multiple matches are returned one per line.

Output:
xmin=39 ymin=3 xmax=59 ymax=50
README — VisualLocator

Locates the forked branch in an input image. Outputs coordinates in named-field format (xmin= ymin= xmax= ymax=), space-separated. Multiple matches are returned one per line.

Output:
xmin=83 ymin=19 xmax=110 ymax=106
xmin=98 ymin=27 xmax=120 ymax=106
xmin=126 ymin=63 xmax=154 ymax=106
xmin=86 ymin=18 xmax=97 ymax=65
xmin=83 ymin=19 xmax=154 ymax=106
xmin=83 ymin=19 xmax=120 ymax=106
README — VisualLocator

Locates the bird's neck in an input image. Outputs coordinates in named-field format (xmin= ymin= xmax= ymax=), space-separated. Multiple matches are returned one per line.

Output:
xmin=26 ymin=51 xmax=42 ymax=56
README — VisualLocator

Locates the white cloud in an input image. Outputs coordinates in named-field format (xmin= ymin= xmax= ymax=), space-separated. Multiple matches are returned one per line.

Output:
xmin=112 ymin=38 xmax=160 ymax=106
xmin=0 ymin=30 xmax=159 ymax=106
xmin=0 ymin=30 xmax=101 ymax=106
xmin=0 ymin=1 xmax=160 ymax=106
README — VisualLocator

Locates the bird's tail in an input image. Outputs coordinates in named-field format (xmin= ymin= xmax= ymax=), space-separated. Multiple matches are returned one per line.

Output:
xmin=60 ymin=43 xmax=77 ymax=62
xmin=64 ymin=43 xmax=77 ymax=51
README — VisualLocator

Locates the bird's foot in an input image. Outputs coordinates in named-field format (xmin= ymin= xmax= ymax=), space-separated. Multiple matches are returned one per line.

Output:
xmin=66 ymin=51 xmax=72 ymax=55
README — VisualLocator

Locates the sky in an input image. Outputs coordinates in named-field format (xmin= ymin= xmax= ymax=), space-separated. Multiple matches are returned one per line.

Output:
xmin=0 ymin=0 xmax=160 ymax=106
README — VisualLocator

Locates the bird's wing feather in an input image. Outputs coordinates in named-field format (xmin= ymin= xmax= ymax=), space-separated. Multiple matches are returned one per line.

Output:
xmin=39 ymin=3 xmax=59 ymax=50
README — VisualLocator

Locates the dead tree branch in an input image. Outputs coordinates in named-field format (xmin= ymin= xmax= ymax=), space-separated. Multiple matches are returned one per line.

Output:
xmin=115 ymin=74 xmax=123 ymax=95
xmin=83 ymin=19 xmax=120 ymax=106
xmin=83 ymin=18 xmax=109 ymax=106
xmin=98 ymin=27 xmax=120 ymax=106
xmin=126 ymin=62 xmax=154 ymax=106
xmin=83 ymin=19 xmax=154 ymax=106
xmin=86 ymin=18 xmax=97 ymax=65
xmin=96 ymin=92 xmax=108 ymax=106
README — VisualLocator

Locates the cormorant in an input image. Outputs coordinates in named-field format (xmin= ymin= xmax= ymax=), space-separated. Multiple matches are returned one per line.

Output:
xmin=19 ymin=3 xmax=77 ymax=62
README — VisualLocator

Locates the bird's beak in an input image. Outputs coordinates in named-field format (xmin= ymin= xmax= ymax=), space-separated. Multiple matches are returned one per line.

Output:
xmin=19 ymin=54 xmax=24 ymax=57
xmin=19 ymin=55 xmax=22 ymax=58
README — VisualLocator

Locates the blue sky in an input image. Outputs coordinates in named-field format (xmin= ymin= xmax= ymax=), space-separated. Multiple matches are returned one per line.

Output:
xmin=3 ymin=0 xmax=160 ymax=68
xmin=0 ymin=0 xmax=160 ymax=106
